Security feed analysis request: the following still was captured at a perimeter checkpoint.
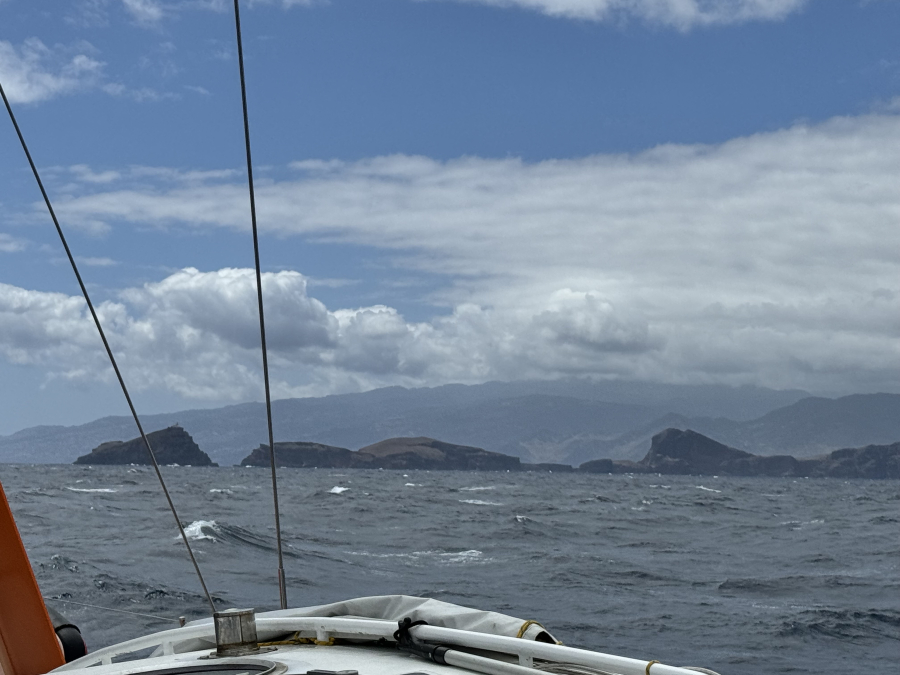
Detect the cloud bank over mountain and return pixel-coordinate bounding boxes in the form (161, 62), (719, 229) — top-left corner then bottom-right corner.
(0, 268), (656, 401)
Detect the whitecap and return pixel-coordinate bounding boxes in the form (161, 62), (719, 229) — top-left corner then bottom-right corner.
(695, 485), (722, 493)
(459, 499), (503, 506)
(329, 486), (349, 494)
(209, 488), (234, 494)
(404, 483), (420, 487)
(182, 520), (218, 541)
(515, 515), (531, 523)
(460, 486), (496, 491)
(349, 549), (486, 564)
(66, 487), (117, 493)
(780, 519), (825, 528)
(440, 550), (484, 563)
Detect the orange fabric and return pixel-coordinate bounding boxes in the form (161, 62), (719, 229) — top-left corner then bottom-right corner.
(0, 481), (65, 675)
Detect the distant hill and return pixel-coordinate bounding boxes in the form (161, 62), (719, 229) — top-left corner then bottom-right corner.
(7, 382), (897, 467)
(592, 393), (900, 461)
(0, 379), (807, 465)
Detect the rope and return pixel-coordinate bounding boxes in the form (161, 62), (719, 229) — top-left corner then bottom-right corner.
(0, 78), (216, 618)
(517, 619), (562, 644)
(258, 632), (335, 647)
(232, 0), (288, 611)
(516, 620), (546, 639)
(43, 597), (182, 624)
(645, 660), (660, 675)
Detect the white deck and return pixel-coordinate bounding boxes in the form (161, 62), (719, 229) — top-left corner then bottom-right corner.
(51, 615), (715, 675)
(54, 643), (475, 675)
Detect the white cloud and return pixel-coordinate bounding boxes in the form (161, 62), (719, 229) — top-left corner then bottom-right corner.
(70, 165), (122, 184)
(417, 0), (809, 29)
(76, 256), (119, 266)
(0, 268), (659, 400)
(0, 39), (104, 104)
(0, 37), (178, 106)
(122, 0), (165, 25)
(0, 233), (27, 253)
(7, 111), (900, 395)
(184, 84), (211, 96)
(235, 0), (808, 29)
(101, 82), (178, 101)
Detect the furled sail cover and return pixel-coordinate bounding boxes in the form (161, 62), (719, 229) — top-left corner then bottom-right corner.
(261, 595), (558, 642)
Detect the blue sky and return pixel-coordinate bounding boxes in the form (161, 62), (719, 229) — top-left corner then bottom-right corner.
(1, 0), (899, 435)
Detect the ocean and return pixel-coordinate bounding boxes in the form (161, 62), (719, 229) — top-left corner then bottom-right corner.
(2, 464), (897, 675)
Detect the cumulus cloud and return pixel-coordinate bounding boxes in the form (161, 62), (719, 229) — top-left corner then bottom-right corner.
(0, 39), (104, 104)
(0, 268), (657, 400)
(417, 0), (809, 29)
(7, 111), (900, 395)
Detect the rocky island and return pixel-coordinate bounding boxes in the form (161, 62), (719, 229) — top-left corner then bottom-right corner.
(240, 441), (358, 468)
(240, 436), (521, 471)
(73, 425), (898, 477)
(579, 428), (900, 479)
(74, 426), (216, 466)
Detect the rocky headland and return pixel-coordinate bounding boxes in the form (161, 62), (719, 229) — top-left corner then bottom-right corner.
(240, 436), (521, 471)
(73, 426), (216, 466)
(579, 428), (900, 479)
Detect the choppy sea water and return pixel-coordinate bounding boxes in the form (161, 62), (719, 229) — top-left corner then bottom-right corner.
(2, 464), (898, 675)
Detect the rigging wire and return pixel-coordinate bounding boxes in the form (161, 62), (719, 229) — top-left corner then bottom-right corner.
(232, 0), (288, 609)
(0, 80), (217, 618)
(43, 597), (184, 625)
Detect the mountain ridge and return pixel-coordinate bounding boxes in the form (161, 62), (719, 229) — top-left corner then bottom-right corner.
(2, 380), (896, 466)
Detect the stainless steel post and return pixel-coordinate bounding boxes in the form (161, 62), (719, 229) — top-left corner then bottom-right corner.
(214, 608), (260, 657)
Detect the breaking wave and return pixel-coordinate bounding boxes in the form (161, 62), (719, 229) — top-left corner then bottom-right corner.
(66, 487), (118, 493)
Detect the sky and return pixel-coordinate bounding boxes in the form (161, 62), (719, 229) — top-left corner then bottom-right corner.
(0, 0), (898, 434)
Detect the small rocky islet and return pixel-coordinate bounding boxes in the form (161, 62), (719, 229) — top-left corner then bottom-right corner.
(73, 425), (899, 479)
(74, 425), (216, 466)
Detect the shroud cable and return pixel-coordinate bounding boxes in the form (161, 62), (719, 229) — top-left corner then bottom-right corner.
(0, 79), (217, 617)
(232, 0), (288, 609)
